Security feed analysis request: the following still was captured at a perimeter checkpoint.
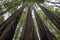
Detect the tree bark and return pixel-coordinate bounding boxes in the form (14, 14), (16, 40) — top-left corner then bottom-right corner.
(20, 6), (38, 40)
(33, 8), (56, 40)
(33, 27), (39, 40)
(38, 4), (60, 31)
(0, 5), (25, 40)
(0, 4), (20, 16)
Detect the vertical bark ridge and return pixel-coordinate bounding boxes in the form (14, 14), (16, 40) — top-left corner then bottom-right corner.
(20, 6), (38, 40)
(0, 5), (25, 36)
(0, 5), (25, 40)
(33, 8), (56, 40)
(38, 4), (60, 31)
(33, 27), (39, 40)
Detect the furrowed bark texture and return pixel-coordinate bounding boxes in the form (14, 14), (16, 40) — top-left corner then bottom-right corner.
(34, 8), (56, 40)
(38, 4), (60, 31)
(20, 6), (38, 40)
(33, 27), (39, 40)
(0, 5), (25, 36)
(0, 5), (25, 40)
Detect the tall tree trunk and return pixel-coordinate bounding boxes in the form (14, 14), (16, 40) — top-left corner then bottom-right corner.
(33, 27), (39, 40)
(33, 8), (56, 40)
(0, 5), (25, 36)
(0, 5), (25, 40)
(38, 4), (60, 31)
(20, 6), (38, 40)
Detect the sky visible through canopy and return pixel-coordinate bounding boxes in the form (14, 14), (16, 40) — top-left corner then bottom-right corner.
(0, 0), (60, 40)
(3, 0), (60, 20)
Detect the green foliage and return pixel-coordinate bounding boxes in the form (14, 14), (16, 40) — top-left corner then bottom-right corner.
(22, 0), (44, 3)
(0, 0), (60, 40)
(43, 3), (60, 17)
(37, 4), (60, 40)
(53, 9), (60, 17)
(20, 11), (26, 26)
(13, 11), (26, 40)
(0, 16), (4, 24)
(4, 2), (17, 9)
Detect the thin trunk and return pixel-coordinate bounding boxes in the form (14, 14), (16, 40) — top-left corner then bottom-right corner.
(46, 1), (60, 4)
(38, 4), (60, 31)
(33, 8), (56, 40)
(54, 5), (60, 8)
(50, 2), (60, 4)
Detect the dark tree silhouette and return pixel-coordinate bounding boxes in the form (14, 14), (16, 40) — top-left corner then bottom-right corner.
(0, 5), (25, 35)
(38, 4), (60, 31)
(0, 5), (25, 40)
(33, 8), (56, 40)
(0, 1), (60, 40)
(20, 6), (38, 40)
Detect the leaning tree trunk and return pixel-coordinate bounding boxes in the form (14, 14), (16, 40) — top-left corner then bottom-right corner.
(20, 6), (38, 40)
(0, 5), (25, 40)
(0, 4), (25, 36)
(33, 8), (56, 40)
(38, 4), (60, 31)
